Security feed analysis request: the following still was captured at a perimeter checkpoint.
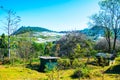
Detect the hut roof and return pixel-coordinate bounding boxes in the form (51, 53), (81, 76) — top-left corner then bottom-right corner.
(96, 53), (113, 58)
(39, 56), (59, 59)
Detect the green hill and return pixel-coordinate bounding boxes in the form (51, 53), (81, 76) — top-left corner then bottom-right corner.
(13, 26), (54, 35)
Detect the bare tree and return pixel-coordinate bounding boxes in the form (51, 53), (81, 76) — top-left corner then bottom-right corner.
(90, 0), (120, 52)
(91, 12), (112, 52)
(0, 7), (21, 59)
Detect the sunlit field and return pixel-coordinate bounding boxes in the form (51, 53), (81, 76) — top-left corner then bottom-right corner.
(0, 57), (120, 80)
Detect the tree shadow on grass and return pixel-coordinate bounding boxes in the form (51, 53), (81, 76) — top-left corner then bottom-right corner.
(87, 61), (100, 66)
(26, 63), (40, 72)
(105, 64), (120, 74)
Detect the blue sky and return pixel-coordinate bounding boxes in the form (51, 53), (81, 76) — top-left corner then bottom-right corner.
(0, 0), (100, 33)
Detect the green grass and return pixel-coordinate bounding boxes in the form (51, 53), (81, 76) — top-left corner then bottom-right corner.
(0, 57), (120, 80)
(0, 65), (47, 80)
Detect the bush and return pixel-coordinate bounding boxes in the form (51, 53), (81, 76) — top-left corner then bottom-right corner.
(96, 56), (109, 66)
(13, 58), (23, 64)
(72, 66), (90, 79)
(117, 52), (120, 57)
(2, 57), (11, 64)
(72, 59), (81, 68)
(93, 71), (102, 77)
(57, 58), (70, 69)
(80, 67), (90, 78)
(90, 50), (98, 56)
(72, 69), (82, 78)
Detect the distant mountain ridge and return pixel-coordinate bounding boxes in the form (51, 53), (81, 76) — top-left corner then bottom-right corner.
(13, 26), (54, 35)
(80, 26), (104, 36)
(13, 26), (105, 41)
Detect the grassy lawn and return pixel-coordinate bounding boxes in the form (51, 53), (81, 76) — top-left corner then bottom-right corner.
(0, 65), (47, 80)
(0, 57), (120, 80)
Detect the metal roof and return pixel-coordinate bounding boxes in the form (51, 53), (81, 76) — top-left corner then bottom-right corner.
(39, 56), (59, 59)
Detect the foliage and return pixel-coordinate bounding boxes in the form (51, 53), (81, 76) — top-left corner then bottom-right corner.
(0, 34), (7, 48)
(72, 44), (82, 59)
(44, 42), (53, 55)
(72, 69), (82, 78)
(32, 42), (45, 56)
(95, 38), (120, 52)
(90, 49), (98, 57)
(2, 57), (11, 64)
(15, 34), (33, 66)
(56, 32), (94, 58)
(0, 7), (21, 59)
(52, 44), (60, 57)
(72, 64), (90, 79)
(17, 38), (32, 59)
(90, 0), (120, 52)
(57, 58), (71, 69)
(95, 54), (110, 66)
(95, 38), (109, 52)
(0, 34), (8, 59)
(71, 58), (81, 68)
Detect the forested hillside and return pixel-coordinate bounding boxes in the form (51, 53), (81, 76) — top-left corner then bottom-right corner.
(13, 26), (54, 35)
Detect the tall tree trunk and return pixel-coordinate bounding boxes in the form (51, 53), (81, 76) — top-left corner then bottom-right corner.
(113, 34), (117, 51)
(0, 8), (20, 59)
(107, 31), (111, 52)
(105, 28), (111, 52)
(113, 19), (119, 52)
(8, 36), (10, 59)
(8, 11), (10, 59)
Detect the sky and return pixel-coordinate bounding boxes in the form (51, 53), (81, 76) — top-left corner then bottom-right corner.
(0, 0), (100, 34)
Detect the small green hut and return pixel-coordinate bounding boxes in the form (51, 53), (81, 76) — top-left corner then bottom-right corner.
(96, 53), (115, 66)
(39, 56), (59, 72)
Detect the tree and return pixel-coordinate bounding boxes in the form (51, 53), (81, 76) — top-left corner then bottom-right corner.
(90, 0), (120, 52)
(95, 38), (120, 52)
(0, 33), (7, 60)
(44, 42), (53, 55)
(95, 38), (109, 52)
(73, 43), (82, 59)
(54, 44), (60, 57)
(17, 36), (32, 65)
(0, 33), (7, 48)
(56, 32), (92, 58)
(32, 42), (45, 57)
(91, 11), (112, 52)
(0, 7), (21, 59)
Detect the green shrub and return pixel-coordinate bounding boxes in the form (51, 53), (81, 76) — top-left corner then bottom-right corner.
(57, 58), (70, 69)
(72, 66), (90, 79)
(72, 69), (82, 78)
(96, 56), (109, 66)
(117, 52), (120, 57)
(72, 59), (81, 68)
(3, 57), (11, 64)
(93, 71), (102, 77)
(80, 67), (90, 78)
(90, 50), (98, 56)
(13, 58), (23, 64)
